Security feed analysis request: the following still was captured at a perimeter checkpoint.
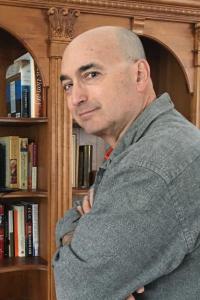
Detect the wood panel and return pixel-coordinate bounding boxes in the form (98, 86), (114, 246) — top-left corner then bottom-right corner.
(144, 19), (194, 93)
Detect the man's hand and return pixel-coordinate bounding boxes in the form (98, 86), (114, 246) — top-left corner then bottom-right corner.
(76, 189), (145, 300)
(76, 188), (94, 216)
(126, 287), (145, 300)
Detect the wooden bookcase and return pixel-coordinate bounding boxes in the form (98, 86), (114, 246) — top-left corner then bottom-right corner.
(0, 1), (200, 300)
(0, 27), (48, 300)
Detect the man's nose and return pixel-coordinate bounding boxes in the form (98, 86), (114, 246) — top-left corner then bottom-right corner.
(71, 82), (88, 106)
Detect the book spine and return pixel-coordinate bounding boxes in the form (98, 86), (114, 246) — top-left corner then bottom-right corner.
(32, 142), (37, 190)
(4, 205), (9, 257)
(9, 81), (17, 116)
(6, 81), (11, 117)
(32, 203), (39, 256)
(21, 85), (30, 117)
(0, 204), (4, 259)
(28, 141), (33, 190)
(16, 206), (25, 257)
(78, 145), (84, 188)
(83, 145), (93, 188)
(34, 66), (43, 117)
(19, 138), (28, 190)
(0, 144), (6, 188)
(0, 138), (9, 188)
(9, 136), (20, 189)
(24, 204), (33, 256)
(8, 208), (14, 257)
(13, 206), (18, 257)
(15, 79), (22, 118)
(72, 134), (77, 188)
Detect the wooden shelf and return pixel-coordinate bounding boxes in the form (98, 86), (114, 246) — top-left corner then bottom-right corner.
(0, 190), (47, 199)
(0, 257), (48, 273)
(0, 117), (48, 126)
(72, 188), (89, 196)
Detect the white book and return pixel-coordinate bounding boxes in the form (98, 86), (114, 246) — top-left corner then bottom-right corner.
(8, 209), (14, 257)
(32, 166), (37, 190)
(14, 52), (36, 117)
(32, 203), (39, 256)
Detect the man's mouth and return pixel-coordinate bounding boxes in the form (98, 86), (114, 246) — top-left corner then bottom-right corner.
(78, 108), (99, 119)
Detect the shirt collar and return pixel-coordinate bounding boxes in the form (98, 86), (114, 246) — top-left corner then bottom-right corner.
(108, 92), (174, 161)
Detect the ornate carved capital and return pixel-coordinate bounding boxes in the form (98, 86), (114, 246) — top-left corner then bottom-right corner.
(48, 7), (80, 42)
(131, 17), (145, 35)
(194, 23), (200, 67)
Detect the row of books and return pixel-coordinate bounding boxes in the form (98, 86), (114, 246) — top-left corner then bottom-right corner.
(0, 136), (37, 190)
(72, 134), (94, 188)
(0, 202), (39, 258)
(6, 52), (44, 118)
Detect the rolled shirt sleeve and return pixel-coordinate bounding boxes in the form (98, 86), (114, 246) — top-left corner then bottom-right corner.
(53, 165), (188, 299)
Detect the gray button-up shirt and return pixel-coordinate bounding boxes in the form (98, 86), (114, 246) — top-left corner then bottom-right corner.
(53, 93), (200, 300)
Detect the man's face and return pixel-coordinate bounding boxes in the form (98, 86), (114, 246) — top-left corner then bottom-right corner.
(61, 33), (143, 143)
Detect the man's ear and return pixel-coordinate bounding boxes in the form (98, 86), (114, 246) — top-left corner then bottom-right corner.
(135, 59), (150, 91)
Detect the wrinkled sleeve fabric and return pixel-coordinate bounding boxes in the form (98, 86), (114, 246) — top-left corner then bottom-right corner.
(55, 208), (80, 247)
(53, 164), (188, 300)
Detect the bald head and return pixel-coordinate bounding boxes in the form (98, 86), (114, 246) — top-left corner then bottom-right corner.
(67, 26), (146, 63)
(61, 26), (156, 145)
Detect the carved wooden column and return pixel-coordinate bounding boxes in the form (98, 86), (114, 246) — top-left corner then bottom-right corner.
(47, 7), (79, 300)
(192, 23), (200, 127)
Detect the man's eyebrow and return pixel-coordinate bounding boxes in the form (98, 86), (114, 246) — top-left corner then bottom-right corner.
(79, 63), (101, 73)
(60, 63), (102, 82)
(60, 74), (71, 82)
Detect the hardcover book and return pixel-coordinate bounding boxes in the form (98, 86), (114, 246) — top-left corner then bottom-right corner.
(0, 204), (4, 259)
(0, 136), (20, 189)
(0, 144), (6, 188)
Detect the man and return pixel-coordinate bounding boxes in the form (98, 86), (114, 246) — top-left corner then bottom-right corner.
(53, 26), (200, 299)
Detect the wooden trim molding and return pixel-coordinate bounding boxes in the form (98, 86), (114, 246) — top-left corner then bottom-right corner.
(1, 1), (200, 22)
(192, 23), (200, 128)
(194, 23), (200, 67)
(131, 17), (146, 35)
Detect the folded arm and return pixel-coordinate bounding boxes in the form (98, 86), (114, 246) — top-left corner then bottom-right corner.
(53, 165), (187, 299)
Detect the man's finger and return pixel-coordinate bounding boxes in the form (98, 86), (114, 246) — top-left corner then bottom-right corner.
(136, 287), (144, 293)
(89, 188), (94, 206)
(82, 195), (92, 214)
(126, 295), (135, 300)
(76, 205), (84, 216)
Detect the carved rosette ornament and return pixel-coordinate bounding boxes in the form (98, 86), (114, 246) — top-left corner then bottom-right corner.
(48, 7), (80, 43)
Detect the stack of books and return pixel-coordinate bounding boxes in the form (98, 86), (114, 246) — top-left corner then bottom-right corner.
(5, 52), (44, 118)
(0, 202), (39, 258)
(72, 134), (94, 188)
(0, 136), (38, 191)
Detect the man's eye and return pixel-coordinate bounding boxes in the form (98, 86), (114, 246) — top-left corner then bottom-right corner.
(63, 83), (73, 93)
(84, 71), (100, 79)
